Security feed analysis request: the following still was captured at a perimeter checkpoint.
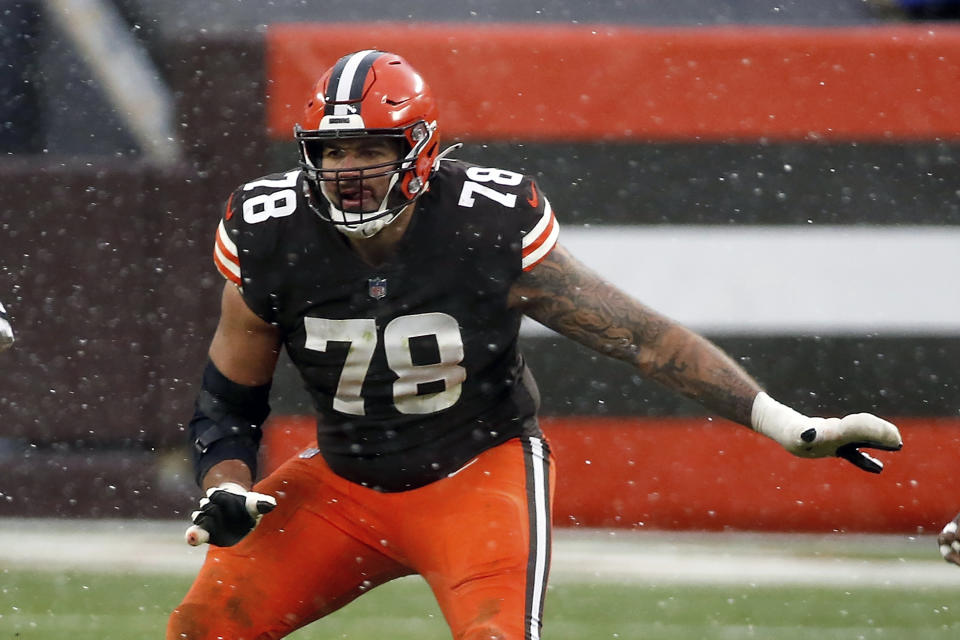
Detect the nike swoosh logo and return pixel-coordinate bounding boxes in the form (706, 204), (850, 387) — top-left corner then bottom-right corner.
(224, 192), (235, 221)
(527, 182), (539, 208)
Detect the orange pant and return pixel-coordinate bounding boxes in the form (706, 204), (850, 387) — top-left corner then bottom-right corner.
(167, 436), (555, 640)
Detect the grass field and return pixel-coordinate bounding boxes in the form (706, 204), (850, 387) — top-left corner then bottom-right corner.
(2, 521), (959, 639)
(3, 570), (959, 639)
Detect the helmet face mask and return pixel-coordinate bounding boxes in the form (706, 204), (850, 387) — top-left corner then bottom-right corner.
(294, 50), (441, 239)
(301, 133), (405, 212)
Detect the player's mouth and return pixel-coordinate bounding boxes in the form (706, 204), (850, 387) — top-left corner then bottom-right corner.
(337, 186), (376, 212)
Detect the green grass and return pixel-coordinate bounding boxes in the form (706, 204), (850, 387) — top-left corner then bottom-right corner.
(2, 569), (958, 639)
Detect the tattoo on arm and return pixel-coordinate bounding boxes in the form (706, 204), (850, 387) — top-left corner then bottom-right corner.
(510, 245), (760, 425)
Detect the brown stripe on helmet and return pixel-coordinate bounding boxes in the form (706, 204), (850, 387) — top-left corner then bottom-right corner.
(323, 50), (384, 117)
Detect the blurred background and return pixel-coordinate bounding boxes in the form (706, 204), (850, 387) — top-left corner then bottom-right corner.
(1, 0), (959, 537)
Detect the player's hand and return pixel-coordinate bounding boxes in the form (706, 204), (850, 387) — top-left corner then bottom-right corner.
(751, 392), (902, 473)
(938, 514), (960, 566)
(0, 321), (12, 351)
(786, 413), (903, 473)
(0, 304), (13, 352)
(184, 482), (277, 547)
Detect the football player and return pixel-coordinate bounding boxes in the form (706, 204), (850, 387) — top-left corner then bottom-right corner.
(168, 50), (903, 640)
(0, 300), (13, 352)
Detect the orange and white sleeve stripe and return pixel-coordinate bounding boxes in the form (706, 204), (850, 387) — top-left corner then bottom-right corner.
(213, 219), (242, 286)
(521, 197), (559, 271)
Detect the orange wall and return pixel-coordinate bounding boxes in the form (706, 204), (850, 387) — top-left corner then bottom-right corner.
(261, 416), (958, 533)
(261, 23), (960, 533)
(267, 23), (960, 142)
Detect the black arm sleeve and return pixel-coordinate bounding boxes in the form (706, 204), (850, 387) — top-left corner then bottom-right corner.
(189, 361), (272, 485)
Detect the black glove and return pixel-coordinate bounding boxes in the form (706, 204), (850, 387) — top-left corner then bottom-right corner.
(185, 482), (277, 547)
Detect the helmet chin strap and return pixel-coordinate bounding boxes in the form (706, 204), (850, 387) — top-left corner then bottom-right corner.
(321, 170), (404, 239)
(324, 200), (401, 239)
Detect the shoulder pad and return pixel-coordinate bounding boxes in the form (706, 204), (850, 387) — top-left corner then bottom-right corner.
(213, 169), (303, 287)
(518, 176), (558, 271)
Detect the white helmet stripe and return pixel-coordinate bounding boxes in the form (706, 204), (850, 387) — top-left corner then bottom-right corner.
(330, 50), (380, 116)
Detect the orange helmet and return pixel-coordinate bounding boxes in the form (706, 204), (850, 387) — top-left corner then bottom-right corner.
(295, 50), (441, 237)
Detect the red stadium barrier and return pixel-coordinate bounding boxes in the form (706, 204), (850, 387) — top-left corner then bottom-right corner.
(266, 23), (960, 142)
(258, 23), (960, 534)
(261, 416), (958, 533)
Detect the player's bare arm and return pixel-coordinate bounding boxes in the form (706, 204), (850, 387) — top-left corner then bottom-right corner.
(182, 284), (282, 546)
(201, 284), (283, 489)
(201, 284), (282, 490)
(209, 283), (283, 389)
(508, 242), (902, 472)
(508, 243), (759, 425)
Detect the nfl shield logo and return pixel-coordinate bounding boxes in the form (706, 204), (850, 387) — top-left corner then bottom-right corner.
(368, 277), (388, 300)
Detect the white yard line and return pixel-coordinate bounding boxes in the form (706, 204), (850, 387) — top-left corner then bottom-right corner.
(1, 519), (957, 588)
(555, 547), (955, 588)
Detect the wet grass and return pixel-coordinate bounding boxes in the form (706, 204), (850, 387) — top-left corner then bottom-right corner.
(2, 569), (958, 639)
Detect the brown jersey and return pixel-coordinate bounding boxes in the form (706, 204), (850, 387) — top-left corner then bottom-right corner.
(212, 159), (560, 490)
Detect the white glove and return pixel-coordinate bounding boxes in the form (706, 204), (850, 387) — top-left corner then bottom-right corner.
(938, 517), (960, 566)
(0, 301), (13, 352)
(751, 392), (902, 473)
(185, 482), (277, 547)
